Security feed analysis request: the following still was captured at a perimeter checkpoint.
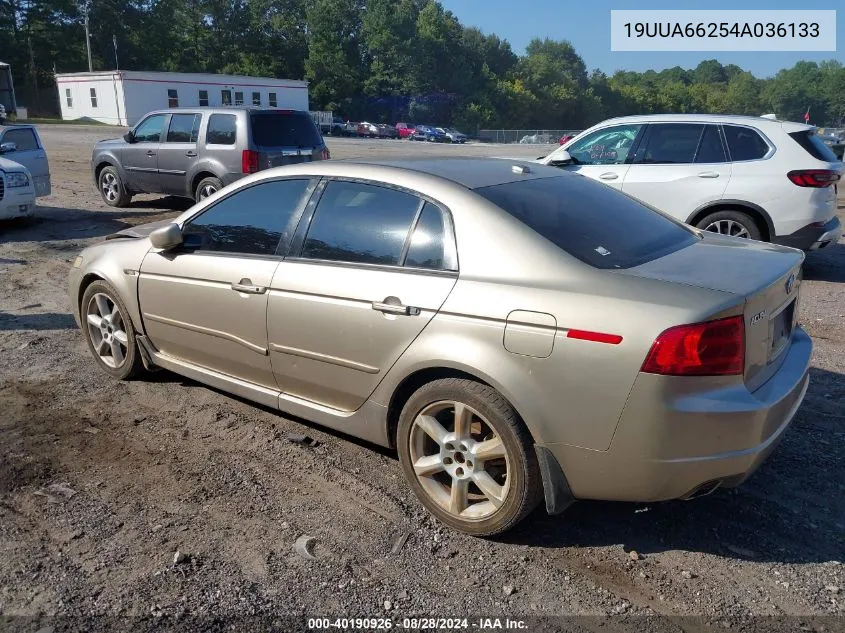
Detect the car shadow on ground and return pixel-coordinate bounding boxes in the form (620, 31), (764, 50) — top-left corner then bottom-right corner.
(803, 243), (845, 283)
(127, 196), (194, 212)
(0, 311), (76, 330)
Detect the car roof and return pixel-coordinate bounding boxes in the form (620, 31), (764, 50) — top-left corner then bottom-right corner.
(596, 113), (813, 133)
(0, 123), (37, 132)
(328, 157), (562, 189)
(143, 107), (309, 116)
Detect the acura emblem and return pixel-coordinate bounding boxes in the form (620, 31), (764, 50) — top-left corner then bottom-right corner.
(785, 273), (796, 295)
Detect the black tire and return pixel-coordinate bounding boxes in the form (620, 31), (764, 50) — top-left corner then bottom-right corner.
(98, 165), (132, 207)
(80, 280), (144, 380)
(397, 378), (543, 536)
(195, 176), (224, 202)
(696, 209), (762, 241)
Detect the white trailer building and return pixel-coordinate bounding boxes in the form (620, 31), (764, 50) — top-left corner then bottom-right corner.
(55, 70), (309, 126)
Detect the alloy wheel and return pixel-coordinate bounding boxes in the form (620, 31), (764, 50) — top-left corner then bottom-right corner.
(704, 219), (750, 238)
(199, 184), (217, 199)
(408, 400), (510, 520)
(101, 172), (120, 203)
(85, 293), (129, 368)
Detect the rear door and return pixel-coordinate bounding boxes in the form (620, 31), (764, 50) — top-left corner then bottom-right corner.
(546, 123), (644, 189)
(248, 110), (326, 168)
(158, 112), (202, 196)
(267, 180), (458, 412)
(122, 113), (167, 193)
(0, 127), (51, 196)
(622, 123), (731, 222)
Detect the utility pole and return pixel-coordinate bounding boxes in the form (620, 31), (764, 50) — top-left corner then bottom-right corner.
(78, 0), (93, 72)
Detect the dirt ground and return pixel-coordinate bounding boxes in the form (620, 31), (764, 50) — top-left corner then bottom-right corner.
(0, 125), (843, 632)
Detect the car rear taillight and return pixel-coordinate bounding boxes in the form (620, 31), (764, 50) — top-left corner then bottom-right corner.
(641, 316), (745, 376)
(320, 147), (330, 160)
(787, 169), (841, 187)
(242, 149), (259, 174)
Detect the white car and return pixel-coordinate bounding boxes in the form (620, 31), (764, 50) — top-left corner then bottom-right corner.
(539, 114), (843, 250)
(0, 124), (51, 197)
(0, 156), (36, 220)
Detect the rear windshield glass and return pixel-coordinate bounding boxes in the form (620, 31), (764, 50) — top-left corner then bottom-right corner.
(789, 130), (839, 162)
(249, 112), (322, 148)
(475, 175), (698, 269)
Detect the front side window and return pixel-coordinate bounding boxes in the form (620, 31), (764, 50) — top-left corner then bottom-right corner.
(182, 179), (312, 256)
(133, 114), (167, 143)
(90, 88), (98, 108)
(234, 91), (244, 106)
(166, 113), (201, 143)
(633, 124), (705, 164)
(476, 174), (697, 270)
(221, 89), (232, 106)
(252, 92), (261, 106)
(268, 92), (278, 107)
(167, 89), (179, 108)
(300, 181), (420, 266)
(65, 88), (73, 108)
(560, 124), (642, 165)
(206, 114), (237, 145)
(405, 203), (452, 270)
(2, 128), (39, 151)
(198, 89), (209, 107)
(723, 125), (770, 161)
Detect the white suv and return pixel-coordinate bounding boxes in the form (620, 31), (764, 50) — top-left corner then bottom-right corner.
(540, 114), (842, 250)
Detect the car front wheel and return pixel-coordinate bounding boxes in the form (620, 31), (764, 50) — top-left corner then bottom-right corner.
(81, 280), (144, 380)
(397, 378), (543, 536)
(98, 166), (132, 207)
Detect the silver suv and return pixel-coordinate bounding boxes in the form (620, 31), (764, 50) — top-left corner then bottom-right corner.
(91, 107), (330, 206)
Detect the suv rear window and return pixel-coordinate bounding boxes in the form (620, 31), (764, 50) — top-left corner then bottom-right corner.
(249, 112), (322, 148)
(788, 130), (839, 162)
(475, 175), (697, 269)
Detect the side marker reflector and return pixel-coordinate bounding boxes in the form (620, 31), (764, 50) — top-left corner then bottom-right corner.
(566, 329), (623, 345)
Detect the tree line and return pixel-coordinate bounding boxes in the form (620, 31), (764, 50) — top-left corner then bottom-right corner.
(2, 0), (844, 130)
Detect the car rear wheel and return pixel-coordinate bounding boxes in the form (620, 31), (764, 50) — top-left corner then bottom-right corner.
(696, 210), (762, 241)
(397, 378), (542, 536)
(98, 166), (131, 207)
(195, 176), (223, 202)
(81, 280), (143, 380)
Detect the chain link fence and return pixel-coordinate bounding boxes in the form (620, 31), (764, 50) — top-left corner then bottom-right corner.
(477, 129), (583, 144)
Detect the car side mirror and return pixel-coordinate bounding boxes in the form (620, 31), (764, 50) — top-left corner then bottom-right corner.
(547, 150), (573, 167)
(0, 142), (17, 154)
(149, 223), (183, 250)
(123, 131), (136, 144)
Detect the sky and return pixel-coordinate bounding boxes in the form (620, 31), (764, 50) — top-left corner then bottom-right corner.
(438, 0), (843, 78)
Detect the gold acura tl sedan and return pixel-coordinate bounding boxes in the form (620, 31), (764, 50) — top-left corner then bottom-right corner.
(69, 158), (811, 536)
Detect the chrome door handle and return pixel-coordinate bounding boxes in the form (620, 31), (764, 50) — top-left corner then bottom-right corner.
(372, 301), (420, 316)
(697, 171), (719, 178)
(598, 172), (618, 180)
(231, 278), (266, 294)
(185, 151), (197, 157)
(146, 150), (156, 157)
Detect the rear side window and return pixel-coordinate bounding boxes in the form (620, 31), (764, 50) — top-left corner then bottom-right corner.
(182, 179), (311, 256)
(475, 175), (697, 270)
(300, 181), (420, 265)
(723, 125), (770, 161)
(206, 114), (237, 145)
(249, 112), (322, 148)
(2, 128), (39, 151)
(788, 130), (838, 162)
(166, 113), (201, 143)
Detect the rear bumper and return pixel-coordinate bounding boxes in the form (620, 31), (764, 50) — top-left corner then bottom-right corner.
(543, 327), (811, 504)
(773, 216), (842, 251)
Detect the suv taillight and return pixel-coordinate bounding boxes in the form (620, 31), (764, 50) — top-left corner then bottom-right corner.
(242, 149), (260, 174)
(787, 169), (840, 187)
(641, 316), (745, 376)
(320, 147), (330, 160)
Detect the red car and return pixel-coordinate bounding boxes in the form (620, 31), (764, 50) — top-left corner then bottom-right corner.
(396, 122), (415, 139)
(559, 134), (575, 145)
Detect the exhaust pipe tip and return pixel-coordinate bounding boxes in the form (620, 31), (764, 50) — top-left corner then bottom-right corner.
(682, 479), (722, 501)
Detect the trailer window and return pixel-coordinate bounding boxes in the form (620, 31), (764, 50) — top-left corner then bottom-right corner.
(167, 89), (179, 108)
(269, 93), (277, 107)
(65, 88), (73, 108)
(252, 92), (261, 106)
(90, 88), (98, 108)
(221, 90), (232, 106)
(235, 91), (244, 106)
(199, 90), (209, 107)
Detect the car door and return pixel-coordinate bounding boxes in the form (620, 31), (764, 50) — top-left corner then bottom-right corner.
(122, 113), (168, 193)
(544, 123), (644, 189)
(138, 177), (316, 389)
(158, 112), (202, 196)
(0, 127), (50, 196)
(622, 123), (731, 222)
(267, 180), (458, 412)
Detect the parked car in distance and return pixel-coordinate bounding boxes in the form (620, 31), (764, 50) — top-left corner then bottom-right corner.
(412, 125), (447, 142)
(540, 114), (843, 251)
(0, 124), (51, 197)
(357, 122), (379, 138)
(377, 124), (399, 139)
(817, 132), (845, 160)
(91, 107), (329, 206)
(441, 128), (467, 144)
(70, 157), (811, 536)
(0, 155), (35, 220)
(396, 123), (416, 139)
(559, 134), (575, 145)
(344, 121), (358, 136)
(330, 116), (347, 136)
(520, 133), (554, 144)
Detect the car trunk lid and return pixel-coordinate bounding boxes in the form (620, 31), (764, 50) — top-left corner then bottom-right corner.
(620, 234), (804, 390)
